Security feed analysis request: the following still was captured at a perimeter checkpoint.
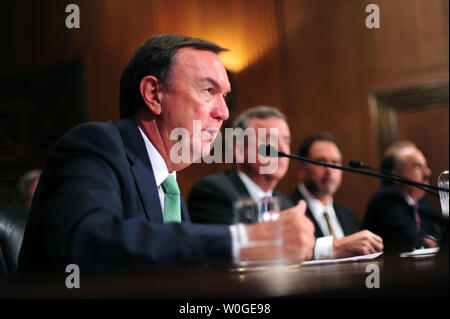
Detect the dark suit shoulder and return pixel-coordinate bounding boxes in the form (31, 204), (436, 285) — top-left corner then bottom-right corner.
(363, 185), (425, 251)
(188, 170), (244, 225)
(333, 202), (360, 235)
(54, 121), (123, 155)
(288, 188), (303, 205)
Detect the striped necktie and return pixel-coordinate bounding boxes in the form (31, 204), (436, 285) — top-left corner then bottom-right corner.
(323, 211), (336, 239)
(413, 202), (421, 230)
(162, 175), (181, 223)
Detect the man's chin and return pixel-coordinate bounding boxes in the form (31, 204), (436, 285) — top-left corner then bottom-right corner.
(321, 185), (338, 196)
(200, 144), (212, 158)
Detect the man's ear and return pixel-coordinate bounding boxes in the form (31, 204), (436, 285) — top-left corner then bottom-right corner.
(139, 76), (163, 115)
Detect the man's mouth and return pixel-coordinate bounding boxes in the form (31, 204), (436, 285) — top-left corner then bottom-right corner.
(202, 129), (217, 142)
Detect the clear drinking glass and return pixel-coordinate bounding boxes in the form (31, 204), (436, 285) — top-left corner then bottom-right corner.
(438, 170), (449, 217)
(233, 197), (283, 271)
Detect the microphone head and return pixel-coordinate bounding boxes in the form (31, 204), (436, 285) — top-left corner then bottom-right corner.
(349, 159), (365, 168)
(258, 144), (279, 157)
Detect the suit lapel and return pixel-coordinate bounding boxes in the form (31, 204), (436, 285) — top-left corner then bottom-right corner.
(293, 188), (324, 238)
(333, 203), (349, 236)
(273, 189), (294, 210)
(116, 119), (164, 223)
(180, 194), (190, 223)
(228, 169), (251, 199)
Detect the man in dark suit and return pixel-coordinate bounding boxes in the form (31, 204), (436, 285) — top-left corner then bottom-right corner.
(189, 106), (294, 225)
(363, 141), (442, 253)
(17, 35), (314, 278)
(289, 133), (383, 259)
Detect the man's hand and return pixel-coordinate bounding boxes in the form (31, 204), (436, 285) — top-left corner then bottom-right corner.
(423, 236), (438, 248)
(280, 200), (315, 263)
(333, 230), (383, 258)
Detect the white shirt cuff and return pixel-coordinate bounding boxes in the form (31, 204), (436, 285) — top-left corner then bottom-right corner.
(229, 224), (249, 264)
(314, 236), (334, 260)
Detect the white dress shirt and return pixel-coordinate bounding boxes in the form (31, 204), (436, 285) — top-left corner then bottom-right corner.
(138, 128), (175, 215)
(298, 184), (345, 259)
(236, 170), (274, 201)
(138, 128), (245, 261)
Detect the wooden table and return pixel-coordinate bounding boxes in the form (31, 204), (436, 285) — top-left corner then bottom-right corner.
(2, 252), (447, 299)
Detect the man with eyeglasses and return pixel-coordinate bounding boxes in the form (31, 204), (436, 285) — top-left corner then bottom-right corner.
(289, 133), (383, 259)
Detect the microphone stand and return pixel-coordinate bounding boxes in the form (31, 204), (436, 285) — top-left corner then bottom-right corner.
(349, 160), (440, 198)
(261, 145), (449, 249)
(260, 145), (449, 193)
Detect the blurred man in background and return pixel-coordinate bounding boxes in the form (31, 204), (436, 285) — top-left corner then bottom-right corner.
(363, 141), (442, 252)
(189, 106), (295, 224)
(289, 133), (383, 259)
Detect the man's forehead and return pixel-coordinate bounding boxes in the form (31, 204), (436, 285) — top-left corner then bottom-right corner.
(172, 47), (230, 88)
(400, 147), (425, 163)
(310, 141), (341, 158)
(398, 147), (421, 158)
(174, 47), (223, 70)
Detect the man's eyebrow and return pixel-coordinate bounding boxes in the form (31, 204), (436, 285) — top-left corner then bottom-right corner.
(201, 77), (219, 87)
(201, 77), (231, 93)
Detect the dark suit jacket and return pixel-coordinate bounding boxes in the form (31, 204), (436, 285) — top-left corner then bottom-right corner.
(363, 185), (443, 252)
(188, 169), (294, 225)
(17, 118), (232, 277)
(288, 187), (360, 239)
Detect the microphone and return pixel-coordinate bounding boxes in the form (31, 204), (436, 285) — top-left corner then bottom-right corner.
(258, 144), (278, 157)
(349, 160), (381, 172)
(349, 159), (440, 197)
(258, 144), (449, 193)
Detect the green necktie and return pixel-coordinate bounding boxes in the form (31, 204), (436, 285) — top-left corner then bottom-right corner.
(162, 175), (181, 223)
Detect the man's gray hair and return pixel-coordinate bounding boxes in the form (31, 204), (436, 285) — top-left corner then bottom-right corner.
(381, 141), (417, 171)
(380, 141), (417, 184)
(232, 105), (286, 130)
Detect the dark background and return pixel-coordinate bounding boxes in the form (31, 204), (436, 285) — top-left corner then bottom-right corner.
(0, 0), (448, 219)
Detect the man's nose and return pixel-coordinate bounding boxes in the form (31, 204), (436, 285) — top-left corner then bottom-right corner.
(277, 142), (290, 154)
(424, 166), (432, 178)
(211, 96), (229, 121)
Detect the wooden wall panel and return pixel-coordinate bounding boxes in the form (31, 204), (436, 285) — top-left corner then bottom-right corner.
(270, 0), (449, 219)
(2, 0), (448, 217)
(1, 0), (280, 202)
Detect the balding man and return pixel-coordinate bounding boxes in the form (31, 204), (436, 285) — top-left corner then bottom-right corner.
(363, 141), (442, 252)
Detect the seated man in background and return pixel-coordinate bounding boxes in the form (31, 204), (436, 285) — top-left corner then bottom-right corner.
(17, 35), (314, 278)
(363, 141), (442, 253)
(188, 106), (295, 224)
(289, 133), (383, 259)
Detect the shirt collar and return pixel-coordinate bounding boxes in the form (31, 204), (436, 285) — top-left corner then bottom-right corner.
(237, 169), (273, 201)
(298, 183), (334, 212)
(138, 127), (176, 187)
(403, 193), (416, 206)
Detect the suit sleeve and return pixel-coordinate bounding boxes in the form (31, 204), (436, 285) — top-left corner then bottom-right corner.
(366, 194), (428, 251)
(19, 124), (232, 275)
